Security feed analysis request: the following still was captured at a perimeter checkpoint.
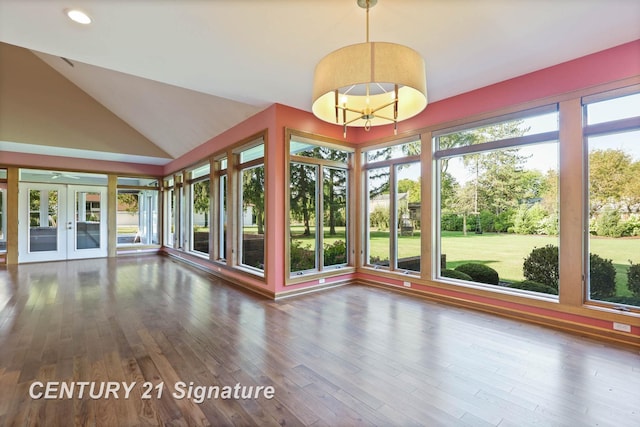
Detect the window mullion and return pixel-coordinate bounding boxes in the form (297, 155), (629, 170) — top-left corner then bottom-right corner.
(317, 165), (323, 272)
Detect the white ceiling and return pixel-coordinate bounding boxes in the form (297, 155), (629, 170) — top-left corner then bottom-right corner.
(1, 0), (639, 163)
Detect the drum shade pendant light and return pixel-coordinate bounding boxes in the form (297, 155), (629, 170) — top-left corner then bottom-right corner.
(312, 0), (427, 137)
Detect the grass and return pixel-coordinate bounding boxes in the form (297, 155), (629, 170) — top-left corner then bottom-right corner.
(290, 226), (347, 249)
(283, 224), (639, 298)
(373, 230), (638, 298)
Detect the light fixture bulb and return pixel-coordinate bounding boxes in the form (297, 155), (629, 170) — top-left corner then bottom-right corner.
(66, 9), (92, 24)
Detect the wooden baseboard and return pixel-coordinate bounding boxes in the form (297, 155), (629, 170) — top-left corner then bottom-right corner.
(162, 251), (275, 299)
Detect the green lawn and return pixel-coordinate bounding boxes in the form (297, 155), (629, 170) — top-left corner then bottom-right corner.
(287, 225), (638, 297)
(373, 230), (638, 297)
(290, 226), (346, 248)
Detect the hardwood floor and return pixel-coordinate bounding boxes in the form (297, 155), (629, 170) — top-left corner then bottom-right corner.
(0, 256), (639, 426)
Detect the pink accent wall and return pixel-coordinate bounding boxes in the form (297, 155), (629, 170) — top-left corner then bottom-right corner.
(0, 151), (164, 175)
(348, 39), (640, 143)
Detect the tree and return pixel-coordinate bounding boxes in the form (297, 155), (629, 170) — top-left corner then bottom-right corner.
(589, 149), (632, 214)
(442, 119), (531, 222)
(243, 166), (265, 235)
(397, 178), (421, 203)
(117, 192), (139, 214)
(290, 146), (349, 237)
(192, 180), (210, 228)
(324, 168), (347, 236)
(290, 163), (316, 236)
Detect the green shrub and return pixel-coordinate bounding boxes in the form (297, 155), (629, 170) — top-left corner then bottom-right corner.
(324, 240), (347, 266)
(589, 253), (616, 299)
(494, 210), (515, 233)
(290, 240), (315, 272)
(523, 245), (559, 289)
(595, 208), (621, 237)
(509, 280), (558, 295)
(454, 263), (499, 285)
(441, 269), (473, 281)
(441, 213), (464, 231)
(523, 245), (617, 298)
(628, 260), (640, 297)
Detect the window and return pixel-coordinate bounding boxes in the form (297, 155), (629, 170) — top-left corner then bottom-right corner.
(434, 107), (560, 295)
(164, 177), (175, 247)
(188, 164), (210, 256)
(237, 141), (266, 273)
(0, 169), (6, 253)
(288, 136), (351, 276)
(584, 90), (640, 309)
(116, 177), (159, 246)
(215, 157), (228, 262)
(364, 139), (421, 273)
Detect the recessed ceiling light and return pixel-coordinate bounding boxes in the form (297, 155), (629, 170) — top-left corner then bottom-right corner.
(65, 9), (92, 24)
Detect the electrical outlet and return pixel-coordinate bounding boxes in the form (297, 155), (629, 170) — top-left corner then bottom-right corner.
(319, 278), (325, 284)
(613, 322), (631, 333)
(403, 281), (411, 287)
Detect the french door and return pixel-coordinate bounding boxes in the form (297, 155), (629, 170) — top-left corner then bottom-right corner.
(18, 183), (108, 262)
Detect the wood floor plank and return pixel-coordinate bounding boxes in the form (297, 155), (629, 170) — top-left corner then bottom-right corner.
(1, 257), (639, 426)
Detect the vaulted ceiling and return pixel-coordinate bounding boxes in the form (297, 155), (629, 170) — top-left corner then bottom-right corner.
(1, 0), (639, 165)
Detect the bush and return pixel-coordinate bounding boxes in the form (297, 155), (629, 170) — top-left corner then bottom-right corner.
(441, 213), (464, 231)
(628, 260), (640, 297)
(509, 280), (558, 295)
(324, 240), (347, 266)
(441, 269), (473, 281)
(290, 240), (315, 272)
(523, 245), (559, 289)
(595, 208), (621, 237)
(454, 263), (499, 285)
(589, 253), (616, 299)
(522, 245), (617, 298)
(494, 210), (515, 233)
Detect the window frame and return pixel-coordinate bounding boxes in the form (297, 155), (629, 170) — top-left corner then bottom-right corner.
(582, 86), (640, 312)
(235, 139), (267, 276)
(432, 105), (561, 296)
(186, 163), (211, 257)
(362, 137), (422, 276)
(285, 130), (354, 283)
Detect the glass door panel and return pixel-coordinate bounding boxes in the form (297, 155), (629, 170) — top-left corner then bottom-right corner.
(67, 186), (107, 259)
(75, 191), (101, 250)
(19, 183), (67, 262)
(29, 188), (59, 252)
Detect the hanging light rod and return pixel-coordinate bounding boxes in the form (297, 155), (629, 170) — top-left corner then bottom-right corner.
(311, 0), (428, 137)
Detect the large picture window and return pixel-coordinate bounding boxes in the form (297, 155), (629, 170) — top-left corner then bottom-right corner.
(364, 140), (421, 273)
(288, 136), (351, 276)
(434, 107), (560, 295)
(584, 90), (640, 309)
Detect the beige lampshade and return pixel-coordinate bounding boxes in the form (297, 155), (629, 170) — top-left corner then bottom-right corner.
(312, 41), (427, 128)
